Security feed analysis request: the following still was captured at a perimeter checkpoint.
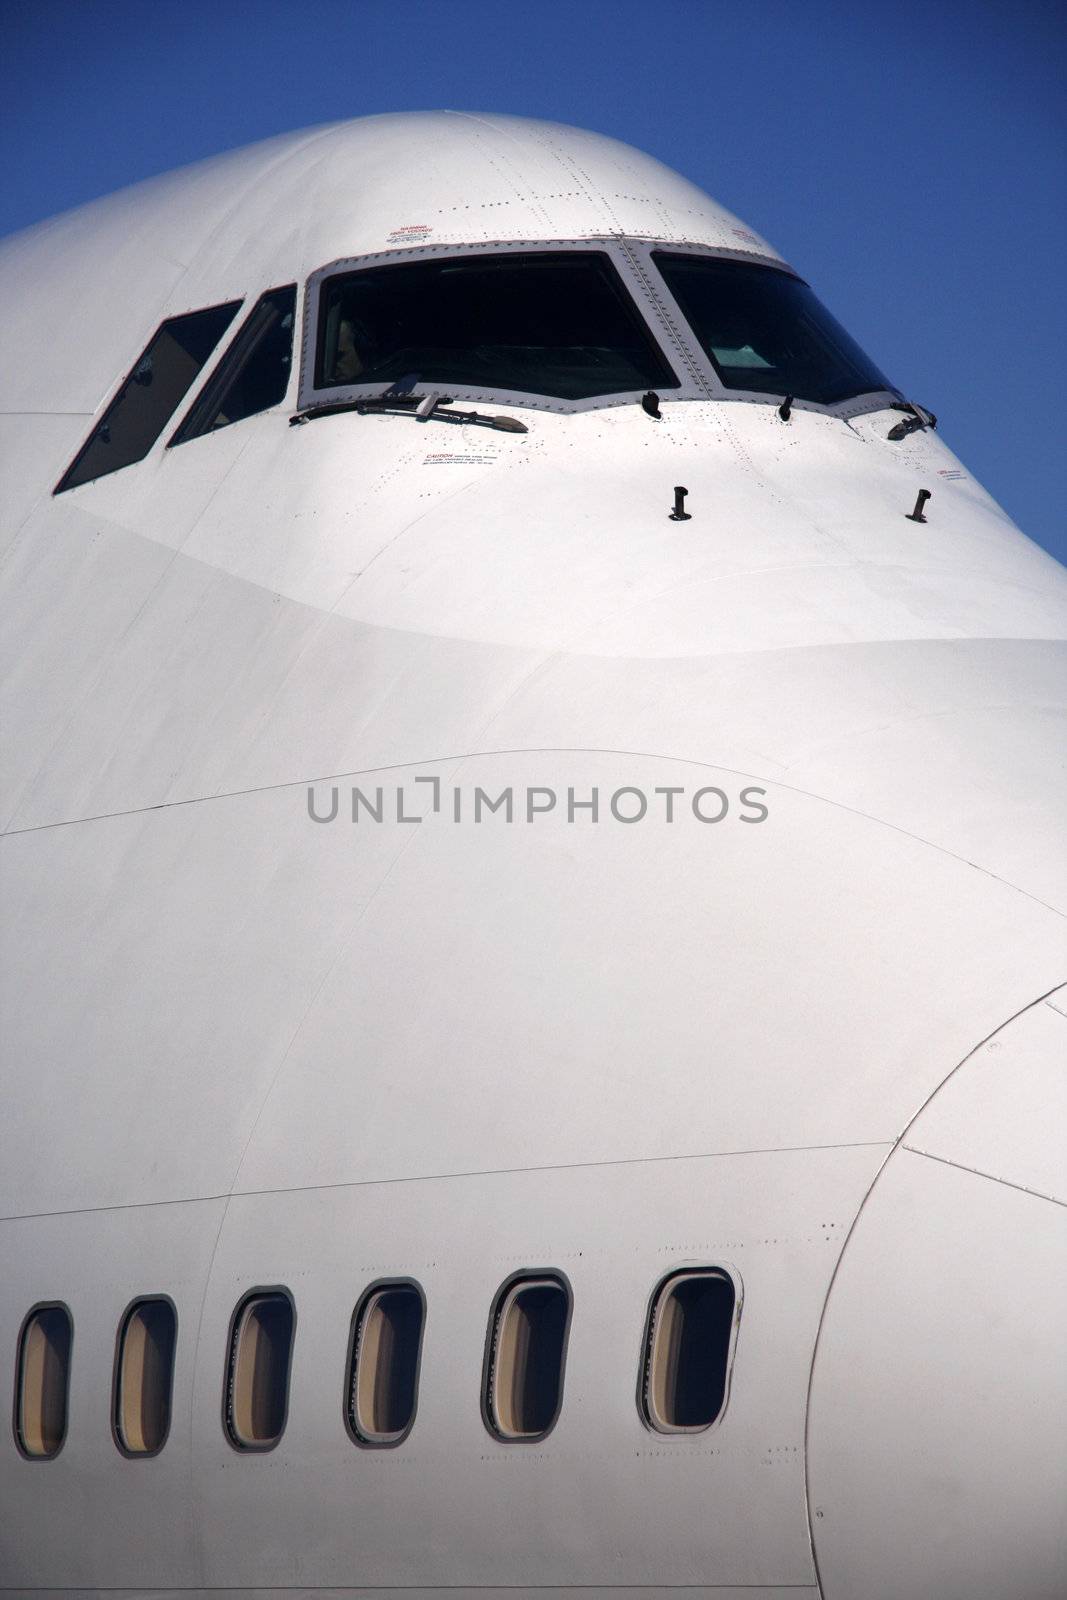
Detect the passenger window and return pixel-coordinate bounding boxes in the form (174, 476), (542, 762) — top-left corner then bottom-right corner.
(640, 1268), (736, 1433)
(346, 1281), (425, 1446)
(55, 300), (241, 492)
(15, 1304), (72, 1459)
(170, 285), (297, 444)
(224, 1291), (294, 1450)
(484, 1273), (570, 1441)
(114, 1298), (177, 1456)
(315, 252), (679, 401)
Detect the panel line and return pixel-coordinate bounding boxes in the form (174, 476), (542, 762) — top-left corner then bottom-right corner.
(0, 1141), (891, 1224)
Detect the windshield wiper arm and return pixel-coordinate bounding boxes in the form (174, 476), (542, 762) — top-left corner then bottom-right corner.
(888, 399), (938, 440)
(411, 393), (529, 431)
(290, 391), (528, 433)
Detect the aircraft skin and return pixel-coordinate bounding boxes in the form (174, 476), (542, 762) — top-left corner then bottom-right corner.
(0, 112), (1065, 1599)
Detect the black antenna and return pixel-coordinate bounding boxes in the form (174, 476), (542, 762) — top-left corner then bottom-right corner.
(669, 486), (691, 521)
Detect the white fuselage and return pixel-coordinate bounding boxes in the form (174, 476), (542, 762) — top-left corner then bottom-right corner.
(1, 113), (1065, 1599)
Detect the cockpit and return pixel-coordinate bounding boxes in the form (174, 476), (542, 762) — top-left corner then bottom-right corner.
(54, 238), (901, 494)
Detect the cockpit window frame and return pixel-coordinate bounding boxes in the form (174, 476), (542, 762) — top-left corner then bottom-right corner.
(53, 298), (243, 495)
(627, 239), (902, 422)
(50, 284), (304, 495)
(298, 239), (695, 417)
(169, 283), (298, 447)
(298, 237), (901, 424)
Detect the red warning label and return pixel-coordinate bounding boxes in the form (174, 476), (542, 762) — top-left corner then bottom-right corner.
(387, 224), (433, 245)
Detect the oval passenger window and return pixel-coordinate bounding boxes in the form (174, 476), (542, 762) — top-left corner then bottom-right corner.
(640, 1268), (737, 1433)
(16, 1304), (73, 1459)
(224, 1291), (295, 1449)
(484, 1273), (571, 1441)
(115, 1298), (177, 1455)
(347, 1282), (425, 1446)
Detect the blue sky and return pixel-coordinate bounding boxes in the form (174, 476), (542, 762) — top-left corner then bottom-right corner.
(3, 0), (1065, 562)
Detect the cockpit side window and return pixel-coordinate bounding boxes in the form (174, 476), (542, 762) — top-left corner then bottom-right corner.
(170, 285), (297, 445)
(54, 301), (241, 493)
(314, 252), (679, 401)
(651, 253), (894, 406)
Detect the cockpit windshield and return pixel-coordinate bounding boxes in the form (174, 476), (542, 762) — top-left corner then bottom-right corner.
(315, 251), (679, 401)
(652, 253), (894, 406)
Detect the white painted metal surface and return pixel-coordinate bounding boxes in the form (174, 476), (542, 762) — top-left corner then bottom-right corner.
(0, 112), (1064, 1596)
(808, 995), (1067, 1600)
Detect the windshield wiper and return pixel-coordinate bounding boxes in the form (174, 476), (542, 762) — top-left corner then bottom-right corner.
(290, 389), (528, 433)
(887, 400), (937, 440)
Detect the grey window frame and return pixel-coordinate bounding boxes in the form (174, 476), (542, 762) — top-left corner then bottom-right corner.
(637, 1265), (741, 1437)
(298, 239), (697, 417)
(481, 1268), (573, 1444)
(13, 1301), (74, 1462)
(169, 284), (298, 446)
(298, 237), (901, 424)
(631, 239), (902, 422)
(53, 299), (243, 493)
(221, 1286), (296, 1454)
(111, 1294), (178, 1459)
(344, 1277), (427, 1449)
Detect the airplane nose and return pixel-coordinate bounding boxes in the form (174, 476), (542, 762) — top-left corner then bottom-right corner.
(806, 989), (1067, 1600)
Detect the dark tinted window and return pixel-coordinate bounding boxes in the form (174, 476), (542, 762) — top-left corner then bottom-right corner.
(316, 252), (678, 400)
(484, 1274), (570, 1440)
(16, 1304), (72, 1459)
(114, 1298), (177, 1455)
(640, 1269), (736, 1433)
(55, 301), (240, 491)
(171, 285), (296, 443)
(653, 253), (893, 405)
(347, 1283), (425, 1445)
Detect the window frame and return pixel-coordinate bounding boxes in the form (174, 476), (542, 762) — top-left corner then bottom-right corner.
(636, 1265), (741, 1437)
(221, 1285), (296, 1454)
(53, 298), (244, 494)
(481, 1268), (573, 1444)
(298, 237), (901, 424)
(110, 1293), (178, 1459)
(169, 283), (298, 447)
(635, 239), (902, 422)
(298, 239), (693, 417)
(13, 1300), (74, 1462)
(343, 1277), (427, 1450)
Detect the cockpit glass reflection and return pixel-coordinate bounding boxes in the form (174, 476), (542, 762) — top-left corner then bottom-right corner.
(652, 253), (894, 406)
(315, 252), (679, 400)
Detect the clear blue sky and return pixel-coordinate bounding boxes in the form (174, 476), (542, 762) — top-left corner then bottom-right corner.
(3, 0), (1065, 563)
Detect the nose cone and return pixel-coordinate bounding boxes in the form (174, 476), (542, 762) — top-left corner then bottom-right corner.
(806, 990), (1067, 1600)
